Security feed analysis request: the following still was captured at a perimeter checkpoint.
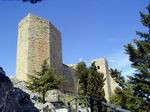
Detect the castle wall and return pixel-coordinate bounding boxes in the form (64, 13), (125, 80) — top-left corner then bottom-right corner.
(49, 23), (62, 74)
(109, 73), (118, 95)
(16, 13), (116, 97)
(62, 64), (76, 93)
(16, 15), (29, 81)
(16, 14), (63, 81)
(27, 14), (50, 77)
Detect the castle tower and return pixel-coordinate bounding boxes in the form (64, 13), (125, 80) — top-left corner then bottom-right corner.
(93, 58), (118, 101)
(16, 13), (62, 81)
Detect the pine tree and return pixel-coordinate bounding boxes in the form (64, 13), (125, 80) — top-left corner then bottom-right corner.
(110, 4), (150, 112)
(110, 85), (143, 112)
(26, 60), (63, 103)
(125, 4), (150, 111)
(87, 62), (106, 111)
(76, 61), (88, 96)
(109, 69), (144, 111)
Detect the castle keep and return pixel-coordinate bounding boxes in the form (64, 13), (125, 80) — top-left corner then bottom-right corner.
(16, 13), (117, 101)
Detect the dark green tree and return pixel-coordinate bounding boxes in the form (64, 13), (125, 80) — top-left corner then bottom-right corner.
(110, 4), (150, 112)
(110, 85), (143, 112)
(87, 62), (106, 111)
(76, 61), (88, 96)
(125, 4), (150, 111)
(26, 60), (63, 103)
(22, 0), (42, 4)
(109, 69), (143, 111)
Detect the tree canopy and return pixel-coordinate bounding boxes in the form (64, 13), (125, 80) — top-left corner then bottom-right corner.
(125, 4), (150, 111)
(22, 0), (42, 4)
(110, 4), (150, 112)
(76, 61), (106, 111)
(26, 60), (63, 103)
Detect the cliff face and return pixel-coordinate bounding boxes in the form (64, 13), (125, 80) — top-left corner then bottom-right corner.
(0, 67), (39, 112)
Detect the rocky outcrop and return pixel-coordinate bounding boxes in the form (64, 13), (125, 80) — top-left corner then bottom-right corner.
(35, 102), (55, 112)
(0, 67), (39, 112)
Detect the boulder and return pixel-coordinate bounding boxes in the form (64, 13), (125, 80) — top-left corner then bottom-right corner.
(0, 67), (70, 112)
(11, 78), (41, 103)
(46, 89), (63, 102)
(0, 67), (13, 111)
(35, 102), (55, 112)
(0, 67), (39, 112)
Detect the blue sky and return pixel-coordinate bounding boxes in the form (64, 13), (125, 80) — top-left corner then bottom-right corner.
(0, 0), (148, 77)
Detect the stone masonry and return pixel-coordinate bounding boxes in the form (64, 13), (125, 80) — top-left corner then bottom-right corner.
(16, 13), (75, 92)
(16, 13), (117, 100)
(69, 59), (118, 101)
(93, 59), (118, 101)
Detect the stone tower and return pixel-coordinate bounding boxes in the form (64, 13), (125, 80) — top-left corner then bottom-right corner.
(15, 13), (116, 96)
(16, 13), (62, 81)
(93, 58), (118, 101)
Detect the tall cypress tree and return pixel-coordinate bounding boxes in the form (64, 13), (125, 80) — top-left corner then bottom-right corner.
(87, 62), (106, 111)
(125, 4), (150, 111)
(87, 62), (105, 100)
(76, 61), (88, 96)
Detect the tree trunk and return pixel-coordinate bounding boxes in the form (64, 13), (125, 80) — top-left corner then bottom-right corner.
(42, 91), (45, 104)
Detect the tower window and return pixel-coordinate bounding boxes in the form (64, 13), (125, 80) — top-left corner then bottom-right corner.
(97, 66), (100, 69)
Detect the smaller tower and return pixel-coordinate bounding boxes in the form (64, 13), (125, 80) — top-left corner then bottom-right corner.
(93, 58), (117, 101)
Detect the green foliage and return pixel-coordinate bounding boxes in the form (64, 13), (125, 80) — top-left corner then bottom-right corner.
(87, 62), (106, 111)
(87, 62), (105, 101)
(76, 61), (106, 111)
(26, 60), (63, 103)
(76, 61), (106, 100)
(76, 61), (88, 96)
(110, 85), (145, 112)
(111, 4), (150, 112)
(124, 4), (150, 111)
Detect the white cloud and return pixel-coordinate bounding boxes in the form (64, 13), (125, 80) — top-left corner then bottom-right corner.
(78, 58), (84, 62)
(108, 52), (135, 77)
(109, 59), (116, 63)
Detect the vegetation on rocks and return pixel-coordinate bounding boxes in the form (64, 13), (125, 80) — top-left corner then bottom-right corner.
(26, 60), (64, 104)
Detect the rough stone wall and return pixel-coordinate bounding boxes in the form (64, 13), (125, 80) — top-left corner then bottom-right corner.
(16, 13), (63, 81)
(49, 23), (62, 75)
(15, 14), (116, 96)
(27, 14), (50, 78)
(109, 72), (118, 95)
(62, 64), (76, 93)
(16, 15), (29, 81)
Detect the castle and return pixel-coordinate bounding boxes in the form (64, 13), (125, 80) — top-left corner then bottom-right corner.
(16, 13), (117, 101)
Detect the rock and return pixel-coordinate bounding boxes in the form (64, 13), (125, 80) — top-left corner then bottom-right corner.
(0, 67), (39, 112)
(11, 78), (41, 103)
(46, 89), (63, 102)
(0, 67), (13, 111)
(35, 102), (55, 112)
(2, 88), (39, 112)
